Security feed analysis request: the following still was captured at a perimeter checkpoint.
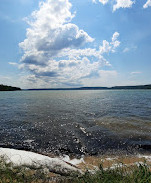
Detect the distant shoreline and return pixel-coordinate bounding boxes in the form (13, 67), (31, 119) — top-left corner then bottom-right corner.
(1, 84), (151, 91)
(26, 84), (151, 91)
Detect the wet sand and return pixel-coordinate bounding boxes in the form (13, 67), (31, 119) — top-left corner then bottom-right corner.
(76, 154), (151, 171)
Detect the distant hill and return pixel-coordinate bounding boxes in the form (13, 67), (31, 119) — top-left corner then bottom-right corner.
(111, 84), (151, 90)
(27, 84), (151, 91)
(27, 87), (109, 91)
(0, 84), (21, 91)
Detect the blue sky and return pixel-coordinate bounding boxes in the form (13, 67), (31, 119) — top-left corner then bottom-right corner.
(0, 0), (151, 89)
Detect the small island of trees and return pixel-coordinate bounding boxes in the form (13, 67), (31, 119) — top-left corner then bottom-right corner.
(0, 84), (21, 91)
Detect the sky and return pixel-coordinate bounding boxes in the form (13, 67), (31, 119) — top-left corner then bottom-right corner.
(0, 0), (151, 89)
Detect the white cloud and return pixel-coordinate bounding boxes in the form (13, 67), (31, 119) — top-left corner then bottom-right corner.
(8, 62), (18, 66)
(100, 32), (120, 53)
(123, 45), (137, 53)
(93, 0), (108, 5)
(19, 0), (93, 65)
(94, 0), (134, 12)
(99, 0), (109, 5)
(81, 70), (118, 87)
(19, 0), (120, 87)
(93, 0), (151, 11)
(0, 75), (11, 80)
(113, 0), (134, 12)
(143, 0), (151, 8)
(131, 71), (142, 75)
(92, 0), (97, 3)
(123, 48), (130, 53)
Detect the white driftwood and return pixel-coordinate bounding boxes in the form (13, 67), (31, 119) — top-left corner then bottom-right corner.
(0, 148), (83, 176)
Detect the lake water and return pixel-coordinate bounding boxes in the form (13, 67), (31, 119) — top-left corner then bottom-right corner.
(0, 90), (151, 156)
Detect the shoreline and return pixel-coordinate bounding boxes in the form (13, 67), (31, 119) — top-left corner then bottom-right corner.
(1, 142), (151, 159)
(1, 147), (151, 171)
(1, 147), (151, 182)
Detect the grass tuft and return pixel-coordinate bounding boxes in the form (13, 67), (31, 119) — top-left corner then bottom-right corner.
(68, 163), (151, 183)
(0, 157), (151, 183)
(0, 157), (50, 183)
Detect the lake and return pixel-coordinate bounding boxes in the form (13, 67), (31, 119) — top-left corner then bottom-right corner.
(0, 90), (151, 156)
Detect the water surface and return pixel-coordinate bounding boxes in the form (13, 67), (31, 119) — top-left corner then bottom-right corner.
(0, 90), (151, 156)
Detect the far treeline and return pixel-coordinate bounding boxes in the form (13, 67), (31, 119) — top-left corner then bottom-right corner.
(0, 84), (21, 91)
(28, 84), (151, 91)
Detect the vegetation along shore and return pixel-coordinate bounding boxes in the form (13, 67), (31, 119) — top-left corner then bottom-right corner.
(0, 84), (21, 91)
(1, 148), (151, 182)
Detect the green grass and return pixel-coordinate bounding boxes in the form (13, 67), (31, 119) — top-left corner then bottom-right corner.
(0, 158), (51, 183)
(1, 158), (151, 183)
(69, 163), (151, 183)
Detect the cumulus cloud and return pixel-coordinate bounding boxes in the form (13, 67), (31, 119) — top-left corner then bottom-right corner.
(143, 0), (151, 8)
(19, 0), (120, 87)
(19, 0), (93, 65)
(99, 32), (120, 53)
(81, 70), (118, 87)
(113, 0), (134, 12)
(93, 0), (151, 11)
(94, 0), (134, 11)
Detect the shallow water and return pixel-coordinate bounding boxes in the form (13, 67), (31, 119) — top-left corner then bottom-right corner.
(0, 90), (151, 156)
